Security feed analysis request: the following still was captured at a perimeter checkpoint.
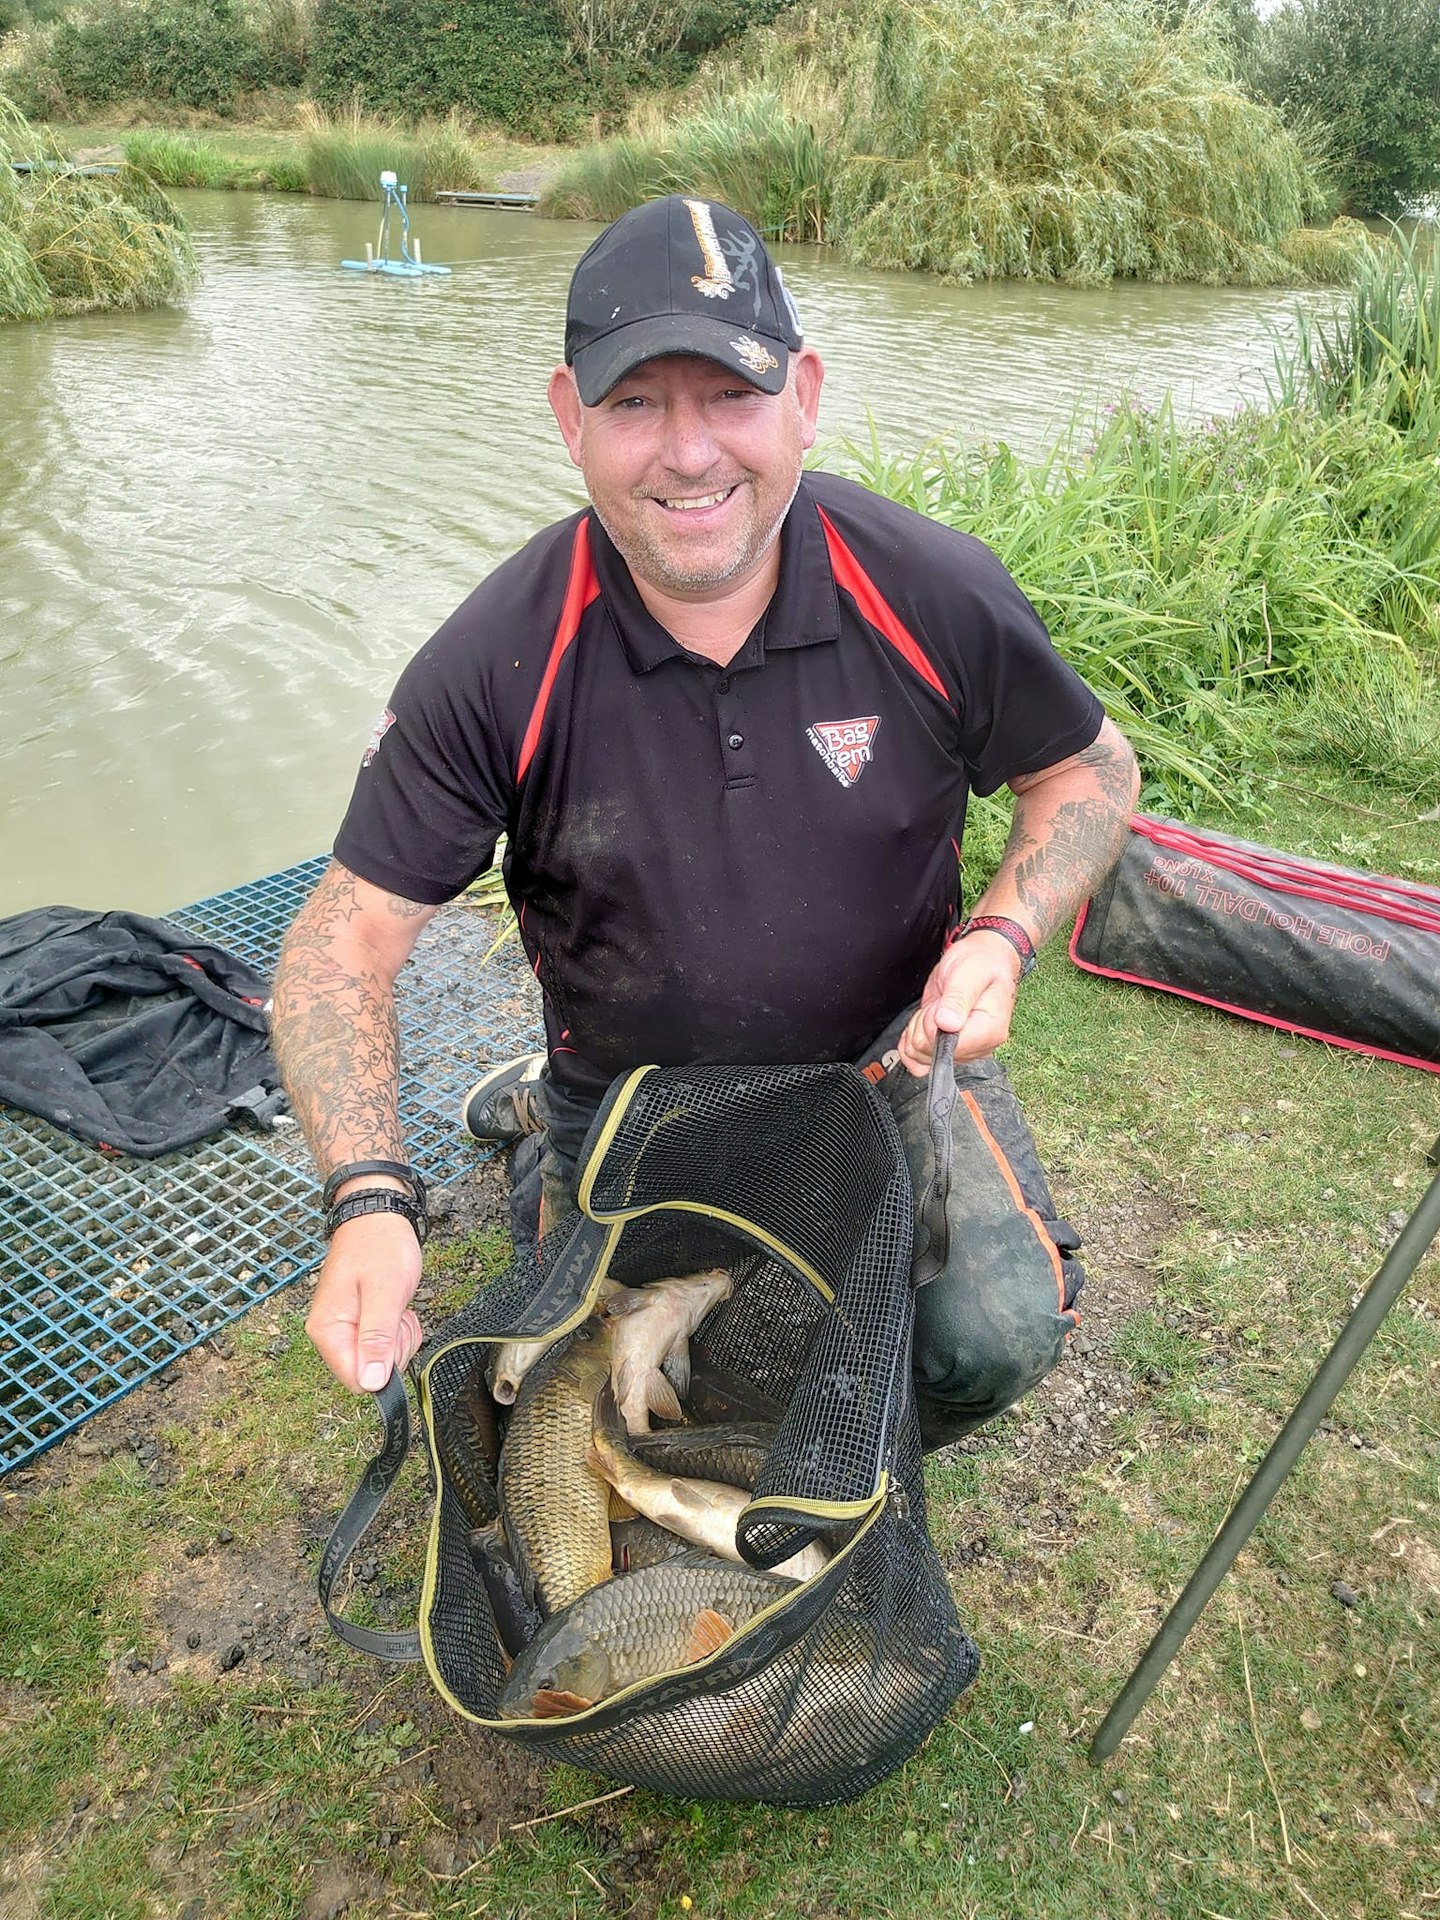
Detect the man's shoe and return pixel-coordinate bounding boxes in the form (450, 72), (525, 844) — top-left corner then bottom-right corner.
(460, 1053), (547, 1143)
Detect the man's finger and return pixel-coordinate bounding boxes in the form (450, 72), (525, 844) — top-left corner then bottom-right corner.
(355, 1272), (416, 1389)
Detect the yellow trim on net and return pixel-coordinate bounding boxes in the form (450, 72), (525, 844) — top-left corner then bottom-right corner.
(415, 1061), (875, 1725)
(428, 1468), (891, 1730)
(576, 1066), (836, 1305)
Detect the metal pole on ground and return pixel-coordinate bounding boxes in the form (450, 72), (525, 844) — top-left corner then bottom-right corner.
(1089, 1136), (1440, 1766)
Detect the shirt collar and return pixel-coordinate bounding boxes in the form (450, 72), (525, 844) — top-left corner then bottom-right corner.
(589, 475), (841, 675)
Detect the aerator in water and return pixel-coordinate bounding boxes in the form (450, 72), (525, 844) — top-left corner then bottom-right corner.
(341, 171), (451, 278)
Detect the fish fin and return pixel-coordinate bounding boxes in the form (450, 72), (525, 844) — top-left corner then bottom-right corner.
(599, 1285), (651, 1320)
(646, 1371), (684, 1424)
(607, 1485), (637, 1522)
(529, 1688), (594, 1719)
(685, 1608), (734, 1662)
(661, 1346), (691, 1399)
(593, 1381), (629, 1453)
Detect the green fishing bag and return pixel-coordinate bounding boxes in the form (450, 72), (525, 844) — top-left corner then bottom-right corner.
(321, 1058), (978, 1806)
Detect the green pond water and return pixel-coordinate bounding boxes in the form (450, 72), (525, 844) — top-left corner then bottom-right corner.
(0, 189), (1339, 918)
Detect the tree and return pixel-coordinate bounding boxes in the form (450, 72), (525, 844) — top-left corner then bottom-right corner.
(1255, 0), (1440, 216)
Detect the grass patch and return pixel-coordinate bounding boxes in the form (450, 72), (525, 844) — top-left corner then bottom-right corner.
(298, 100), (506, 202)
(122, 126), (231, 189)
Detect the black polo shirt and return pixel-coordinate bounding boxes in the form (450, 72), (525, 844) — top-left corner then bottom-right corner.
(334, 470), (1103, 1102)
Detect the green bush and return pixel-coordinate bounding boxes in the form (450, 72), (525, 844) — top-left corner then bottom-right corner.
(5, 0), (303, 117)
(1254, 0), (1440, 218)
(308, 0), (633, 139)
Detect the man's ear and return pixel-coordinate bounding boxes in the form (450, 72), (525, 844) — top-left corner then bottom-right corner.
(792, 347), (824, 452)
(548, 365), (585, 468)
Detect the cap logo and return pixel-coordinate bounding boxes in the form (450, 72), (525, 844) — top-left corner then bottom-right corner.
(685, 198), (736, 299)
(731, 334), (779, 376)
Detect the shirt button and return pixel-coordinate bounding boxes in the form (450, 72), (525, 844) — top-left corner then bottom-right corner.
(717, 677), (731, 694)
(727, 732), (744, 750)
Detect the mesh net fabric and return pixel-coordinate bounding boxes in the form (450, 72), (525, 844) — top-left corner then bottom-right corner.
(416, 1061), (978, 1806)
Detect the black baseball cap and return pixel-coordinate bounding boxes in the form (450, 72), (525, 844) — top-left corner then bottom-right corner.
(564, 195), (805, 406)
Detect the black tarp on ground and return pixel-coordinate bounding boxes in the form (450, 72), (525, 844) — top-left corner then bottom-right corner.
(0, 905), (284, 1157)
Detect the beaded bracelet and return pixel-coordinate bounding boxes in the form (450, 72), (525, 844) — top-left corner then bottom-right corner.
(957, 914), (1038, 978)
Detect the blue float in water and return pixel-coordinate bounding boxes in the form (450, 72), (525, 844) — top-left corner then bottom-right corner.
(341, 170), (452, 277)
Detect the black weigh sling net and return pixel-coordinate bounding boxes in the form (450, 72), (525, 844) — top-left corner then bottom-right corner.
(326, 1059), (978, 1806)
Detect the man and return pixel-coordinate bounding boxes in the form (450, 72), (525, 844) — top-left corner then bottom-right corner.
(272, 195), (1139, 1443)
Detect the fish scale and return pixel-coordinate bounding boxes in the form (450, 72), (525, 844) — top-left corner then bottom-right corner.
(497, 1317), (615, 1616)
(498, 1551), (795, 1718)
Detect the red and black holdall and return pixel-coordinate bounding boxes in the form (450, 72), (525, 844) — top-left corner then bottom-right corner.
(1069, 815), (1440, 1073)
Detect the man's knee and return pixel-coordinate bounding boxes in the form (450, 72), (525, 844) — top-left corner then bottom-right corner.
(911, 1224), (1077, 1443)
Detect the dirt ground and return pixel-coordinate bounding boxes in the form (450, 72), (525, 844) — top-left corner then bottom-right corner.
(4, 1151), (1175, 1918)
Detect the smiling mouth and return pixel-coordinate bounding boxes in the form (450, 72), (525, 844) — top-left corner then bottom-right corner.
(656, 485), (737, 512)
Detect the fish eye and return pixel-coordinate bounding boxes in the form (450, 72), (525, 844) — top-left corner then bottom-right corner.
(535, 1668), (555, 1689)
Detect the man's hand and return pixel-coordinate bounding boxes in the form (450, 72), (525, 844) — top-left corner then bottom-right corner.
(898, 717), (1139, 1078)
(271, 860), (442, 1392)
(305, 1212), (425, 1393)
(898, 929), (1024, 1074)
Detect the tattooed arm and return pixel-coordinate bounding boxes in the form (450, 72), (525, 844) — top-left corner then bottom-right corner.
(271, 860), (441, 1390)
(899, 717), (1139, 1073)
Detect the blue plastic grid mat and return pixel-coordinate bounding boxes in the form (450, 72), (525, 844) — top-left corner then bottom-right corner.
(1, 860), (542, 1473)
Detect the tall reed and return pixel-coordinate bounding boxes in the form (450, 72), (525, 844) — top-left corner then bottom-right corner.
(547, 0), (1375, 287)
(1272, 225), (1440, 439)
(0, 93), (196, 321)
(297, 102), (492, 202)
(846, 381), (1440, 803)
(124, 129), (232, 191)
(544, 91), (831, 241)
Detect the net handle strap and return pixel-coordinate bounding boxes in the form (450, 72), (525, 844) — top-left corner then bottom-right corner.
(316, 1370), (424, 1663)
(911, 1043), (956, 1287)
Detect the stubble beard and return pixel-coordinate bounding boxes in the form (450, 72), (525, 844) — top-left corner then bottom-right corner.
(589, 463), (805, 600)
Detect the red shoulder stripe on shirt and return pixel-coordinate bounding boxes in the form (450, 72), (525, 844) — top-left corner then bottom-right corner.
(817, 506), (951, 704)
(516, 517), (601, 783)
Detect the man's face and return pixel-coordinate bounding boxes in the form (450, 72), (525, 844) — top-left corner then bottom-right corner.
(548, 350), (824, 602)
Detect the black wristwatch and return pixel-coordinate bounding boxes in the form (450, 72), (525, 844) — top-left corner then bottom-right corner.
(323, 1186), (428, 1245)
(320, 1158), (427, 1212)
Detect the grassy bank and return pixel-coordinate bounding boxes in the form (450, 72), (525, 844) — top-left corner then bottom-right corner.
(847, 237), (1440, 862)
(2, 776), (1436, 1918)
(543, 0), (1375, 286)
(40, 108), (562, 199)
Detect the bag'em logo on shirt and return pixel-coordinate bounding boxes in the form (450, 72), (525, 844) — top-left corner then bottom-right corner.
(362, 707), (396, 767)
(807, 715), (881, 787)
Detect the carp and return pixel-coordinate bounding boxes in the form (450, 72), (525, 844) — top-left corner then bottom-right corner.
(589, 1387), (827, 1584)
(432, 1358), (502, 1529)
(498, 1318), (615, 1615)
(489, 1276), (622, 1405)
(604, 1268), (734, 1434)
(632, 1421), (776, 1493)
(496, 1550), (794, 1719)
